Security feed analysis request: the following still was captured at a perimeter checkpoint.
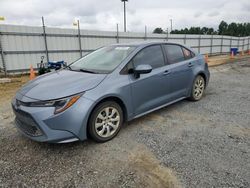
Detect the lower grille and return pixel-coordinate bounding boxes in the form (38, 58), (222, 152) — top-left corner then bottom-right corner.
(13, 107), (43, 137)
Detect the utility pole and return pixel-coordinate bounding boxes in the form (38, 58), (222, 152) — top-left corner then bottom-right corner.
(77, 20), (82, 57)
(73, 19), (82, 57)
(170, 19), (173, 33)
(42, 17), (49, 62)
(121, 0), (128, 32)
(166, 28), (169, 41)
(116, 23), (119, 43)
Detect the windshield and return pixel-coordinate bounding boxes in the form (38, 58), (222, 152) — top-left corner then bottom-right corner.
(69, 46), (136, 73)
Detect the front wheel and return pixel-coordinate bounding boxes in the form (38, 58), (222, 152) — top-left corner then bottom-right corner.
(189, 75), (205, 101)
(88, 101), (123, 143)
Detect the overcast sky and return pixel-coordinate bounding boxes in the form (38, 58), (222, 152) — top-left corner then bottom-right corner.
(0, 0), (249, 32)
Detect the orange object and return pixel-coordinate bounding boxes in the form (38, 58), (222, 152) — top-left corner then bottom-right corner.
(29, 65), (36, 80)
(204, 54), (208, 63)
(230, 51), (234, 59)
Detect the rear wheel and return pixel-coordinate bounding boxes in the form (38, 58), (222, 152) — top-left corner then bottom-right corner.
(189, 75), (205, 101)
(88, 101), (123, 142)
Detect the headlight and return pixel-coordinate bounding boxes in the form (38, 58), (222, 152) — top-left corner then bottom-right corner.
(28, 93), (83, 114)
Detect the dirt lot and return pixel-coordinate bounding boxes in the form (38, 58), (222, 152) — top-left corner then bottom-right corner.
(0, 59), (250, 188)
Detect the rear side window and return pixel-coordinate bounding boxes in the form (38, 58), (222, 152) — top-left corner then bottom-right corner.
(164, 45), (185, 64)
(132, 45), (165, 69)
(182, 47), (194, 59)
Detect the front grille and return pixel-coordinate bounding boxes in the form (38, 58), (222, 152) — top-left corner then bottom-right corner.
(13, 106), (43, 137)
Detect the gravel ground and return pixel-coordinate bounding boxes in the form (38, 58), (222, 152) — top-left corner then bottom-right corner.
(0, 59), (250, 188)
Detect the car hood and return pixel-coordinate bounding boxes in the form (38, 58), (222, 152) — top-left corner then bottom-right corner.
(18, 70), (107, 101)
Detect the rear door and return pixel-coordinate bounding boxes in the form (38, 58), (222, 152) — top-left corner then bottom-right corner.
(163, 44), (194, 100)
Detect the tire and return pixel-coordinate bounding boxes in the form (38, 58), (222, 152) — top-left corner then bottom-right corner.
(189, 75), (205, 101)
(88, 101), (123, 143)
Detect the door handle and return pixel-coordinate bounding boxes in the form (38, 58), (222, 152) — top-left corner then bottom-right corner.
(163, 70), (171, 75)
(188, 62), (193, 67)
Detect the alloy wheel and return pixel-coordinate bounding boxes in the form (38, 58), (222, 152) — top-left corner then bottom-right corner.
(95, 107), (120, 138)
(193, 76), (205, 100)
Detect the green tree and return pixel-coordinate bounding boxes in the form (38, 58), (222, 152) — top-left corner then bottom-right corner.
(201, 27), (209, 34)
(227, 22), (237, 36)
(207, 28), (215, 34)
(153, 21), (250, 36)
(153, 28), (164, 34)
(218, 21), (228, 35)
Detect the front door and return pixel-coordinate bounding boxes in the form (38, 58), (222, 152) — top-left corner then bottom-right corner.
(129, 45), (171, 116)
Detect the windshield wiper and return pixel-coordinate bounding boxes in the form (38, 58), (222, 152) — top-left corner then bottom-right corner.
(65, 65), (72, 70)
(79, 69), (97, 74)
(66, 66), (97, 74)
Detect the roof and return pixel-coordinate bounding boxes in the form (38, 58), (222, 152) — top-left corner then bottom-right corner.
(111, 41), (183, 47)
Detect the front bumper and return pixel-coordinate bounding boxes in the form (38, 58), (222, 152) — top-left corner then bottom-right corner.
(12, 94), (95, 143)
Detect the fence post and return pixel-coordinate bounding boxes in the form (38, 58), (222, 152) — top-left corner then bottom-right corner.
(237, 37), (240, 52)
(77, 20), (82, 58)
(0, 32), (7, 76)
(144, 25), (147, 41)
(166, 28), (169, 41)
(248, 37), (250, 50)
(210, 35), (213, 55)
(42, 17), (49, 62)
(229, 37), (232, 52)
(184, 34), (186, 44)
(242, 37), (245, 52)
(116, 23), (119, 43)
(198, 35), (201, 53)
(220, 36), (223, 54)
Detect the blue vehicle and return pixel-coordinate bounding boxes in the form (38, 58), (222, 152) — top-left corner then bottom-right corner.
(37, 56), (67, 75)
(12, 42), (210, 143)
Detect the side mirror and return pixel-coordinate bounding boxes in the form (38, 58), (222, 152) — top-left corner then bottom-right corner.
(134, 64), (152, 78)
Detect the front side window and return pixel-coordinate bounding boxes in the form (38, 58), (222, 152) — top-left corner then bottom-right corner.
(132, 45), (165, 69)
(70, 46), (135, 73)
(164, 45), (185, 64)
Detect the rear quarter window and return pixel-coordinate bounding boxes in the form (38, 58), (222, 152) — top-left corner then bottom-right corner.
(182, 47), (195, 59)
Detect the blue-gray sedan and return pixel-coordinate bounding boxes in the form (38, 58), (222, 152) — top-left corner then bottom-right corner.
(12, 42), (210, 143)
